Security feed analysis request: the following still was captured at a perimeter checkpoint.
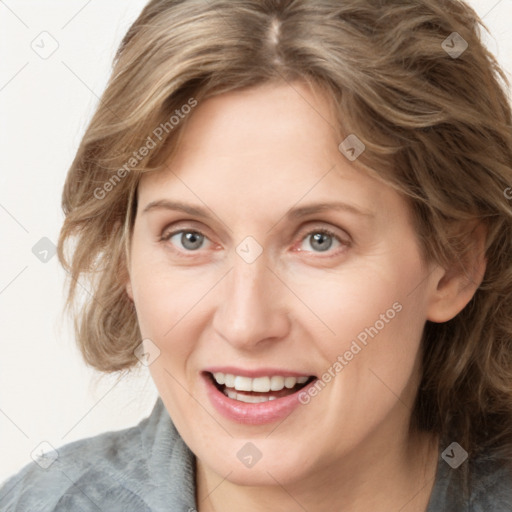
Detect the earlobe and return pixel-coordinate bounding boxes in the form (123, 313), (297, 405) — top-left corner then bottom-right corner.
(426, 222), (487, 323)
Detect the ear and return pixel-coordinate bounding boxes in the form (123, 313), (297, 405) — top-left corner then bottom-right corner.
(123, 245), (134, 301)
(113, 218), (135, 302)
(426, 222), (487, 323)
(126, 280), (134, 301)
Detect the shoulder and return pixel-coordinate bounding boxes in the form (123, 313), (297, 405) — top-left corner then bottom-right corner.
(427, 445), (512, 512)
(0, 398), (195, 512)
(0, 418), (149, 512)
(469, 454), (512, 511)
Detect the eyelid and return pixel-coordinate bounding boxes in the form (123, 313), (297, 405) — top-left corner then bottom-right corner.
(160, 219), (212, 240)
(160, 226), (212, 245)
(297, 222), (351, 242)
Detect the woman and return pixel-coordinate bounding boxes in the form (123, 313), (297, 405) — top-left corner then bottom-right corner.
(1, 0), (511, 510)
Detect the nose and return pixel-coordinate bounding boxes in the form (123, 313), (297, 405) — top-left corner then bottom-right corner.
(212, 254), (291, 351)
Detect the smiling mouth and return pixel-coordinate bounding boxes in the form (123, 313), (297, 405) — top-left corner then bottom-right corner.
(206, 372), (317, 403)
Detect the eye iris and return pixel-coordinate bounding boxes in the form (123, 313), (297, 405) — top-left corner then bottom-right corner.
(181, 231), (203, 250)
(310, 232), (333, 252)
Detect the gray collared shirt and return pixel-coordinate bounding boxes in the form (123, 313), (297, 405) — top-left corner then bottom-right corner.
(1, 398), (511, 511)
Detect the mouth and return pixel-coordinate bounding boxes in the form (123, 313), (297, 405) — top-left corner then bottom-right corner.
(205, 371), (317, 403)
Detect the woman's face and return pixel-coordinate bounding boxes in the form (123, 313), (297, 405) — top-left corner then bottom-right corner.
(127, 81), (441, 486)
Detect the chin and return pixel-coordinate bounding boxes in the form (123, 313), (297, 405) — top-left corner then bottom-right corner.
(197, 440), (312, 487)
(222, 464), (305, 487)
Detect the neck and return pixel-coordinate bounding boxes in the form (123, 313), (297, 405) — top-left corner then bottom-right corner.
(195, 430), (440, 512)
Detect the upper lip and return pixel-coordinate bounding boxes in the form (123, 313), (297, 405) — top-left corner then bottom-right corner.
(203, 366), (316, 378)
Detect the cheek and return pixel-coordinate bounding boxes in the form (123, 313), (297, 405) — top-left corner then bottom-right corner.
(299, 254), (427, 378)
(128, 236), (198, 336)
(299, 271), (425, 440)
(128, 246), (217, 378)
(130, 261), (203, 410)
(297, 266), (407, 337)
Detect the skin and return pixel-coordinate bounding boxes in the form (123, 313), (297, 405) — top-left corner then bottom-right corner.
(126, 81), (485, 512)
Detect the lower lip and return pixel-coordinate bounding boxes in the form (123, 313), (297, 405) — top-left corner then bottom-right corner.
(203, 373), (317, 425)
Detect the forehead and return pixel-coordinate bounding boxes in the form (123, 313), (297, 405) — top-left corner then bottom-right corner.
(137, 81), (409, 229)
(173, 81), (341, 162)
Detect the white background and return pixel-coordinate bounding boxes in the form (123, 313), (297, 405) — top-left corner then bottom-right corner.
(0, 0), (511, 483)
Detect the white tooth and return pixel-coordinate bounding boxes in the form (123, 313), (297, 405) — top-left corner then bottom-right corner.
(234, 376), (252, 391)
(226, 389), (237, 399)
(284, 377), (298, 389)
(268, 396), (277, 401)
(235, 394), (270, 403)
(252, 376), (270, 392)
(270, 376), (285, 391)
(213, 372), (225, 385)
(224, 374), (236, 388)
(218, 373), (307, 393)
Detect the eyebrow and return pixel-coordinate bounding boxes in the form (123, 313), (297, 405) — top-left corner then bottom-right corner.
(142, 199), (374, 220)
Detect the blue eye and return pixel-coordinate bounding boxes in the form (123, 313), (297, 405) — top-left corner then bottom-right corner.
(299, 229), (344, 253)
(163, 230), (209, 251)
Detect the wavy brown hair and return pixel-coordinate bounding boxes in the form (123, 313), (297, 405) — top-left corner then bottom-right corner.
(58, 0), (512, 481)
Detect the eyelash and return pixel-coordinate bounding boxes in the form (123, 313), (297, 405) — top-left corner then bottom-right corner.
(159, 225), (351, 258)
